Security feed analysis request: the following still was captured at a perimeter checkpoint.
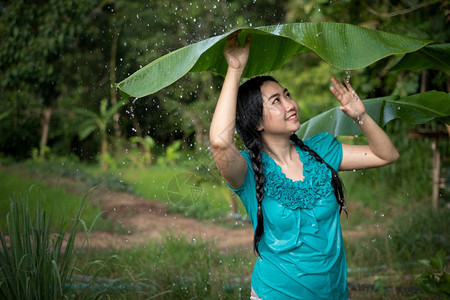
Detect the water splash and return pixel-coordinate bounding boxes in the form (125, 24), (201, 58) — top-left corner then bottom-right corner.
(345, 70), (351, 83)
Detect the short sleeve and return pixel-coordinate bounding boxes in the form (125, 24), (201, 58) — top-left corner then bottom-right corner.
(226, 151), (258, 227)
(303, 132), (343, 171)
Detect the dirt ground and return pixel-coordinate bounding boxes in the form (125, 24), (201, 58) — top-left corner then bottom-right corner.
(76, 184), (254, 252)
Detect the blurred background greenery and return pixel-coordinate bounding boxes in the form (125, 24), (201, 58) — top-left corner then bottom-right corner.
(1, 0), (449, 299)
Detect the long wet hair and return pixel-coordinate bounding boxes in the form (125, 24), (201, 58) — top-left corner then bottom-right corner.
(236, 76), (346, 256)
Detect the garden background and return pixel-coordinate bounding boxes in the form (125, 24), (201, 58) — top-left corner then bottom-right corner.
(1, 0), (449, 299)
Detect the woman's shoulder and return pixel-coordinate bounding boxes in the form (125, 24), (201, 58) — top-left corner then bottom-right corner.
(303, 132), (343, 169)
(303, 132), (338, 150)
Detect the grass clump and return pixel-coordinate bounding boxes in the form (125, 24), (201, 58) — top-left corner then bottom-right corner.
(0, 191), (87, 299)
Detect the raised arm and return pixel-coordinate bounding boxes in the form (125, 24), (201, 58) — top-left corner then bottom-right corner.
(329, 77), (400, 171)
(209, 32), (251, 189)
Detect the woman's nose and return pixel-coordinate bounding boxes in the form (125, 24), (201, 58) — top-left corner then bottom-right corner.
(284, 97), (295, 111)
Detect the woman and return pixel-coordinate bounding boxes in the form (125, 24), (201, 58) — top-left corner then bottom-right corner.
(209, 32), (399, 299)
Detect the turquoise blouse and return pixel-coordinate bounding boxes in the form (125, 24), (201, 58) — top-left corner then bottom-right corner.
(229, 132), (348, 299)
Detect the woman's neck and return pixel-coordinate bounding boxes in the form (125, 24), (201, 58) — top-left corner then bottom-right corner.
(261, 135), (295, 166)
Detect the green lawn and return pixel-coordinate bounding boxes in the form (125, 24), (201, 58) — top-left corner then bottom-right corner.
(0, 168), (110, 232)
(120, 166), (248, 220)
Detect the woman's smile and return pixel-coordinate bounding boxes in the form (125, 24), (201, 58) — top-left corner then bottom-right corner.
(259, 81), (300, 135)
(286, 112), (298, 121)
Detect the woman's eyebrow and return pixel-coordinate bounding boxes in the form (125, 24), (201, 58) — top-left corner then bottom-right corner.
(266, 88), (288, 101)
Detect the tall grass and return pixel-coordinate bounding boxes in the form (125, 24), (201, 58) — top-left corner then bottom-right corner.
(0, 189), (156, 299)
(76, 234), (255, 299)
(388, 207), (450, 264)
(0, 190), (87, 299)
(343, 207), (449, 299)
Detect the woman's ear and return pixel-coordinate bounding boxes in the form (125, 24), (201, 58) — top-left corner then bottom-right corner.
(257, 121), (264, 132)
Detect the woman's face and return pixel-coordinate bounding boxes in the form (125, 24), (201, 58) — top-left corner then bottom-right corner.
(258, 81), (300, 136)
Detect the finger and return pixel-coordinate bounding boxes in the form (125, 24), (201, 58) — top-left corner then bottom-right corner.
(343, 77), (355, 93)
(342, 79), (361, 101)
(330, 77), (346, 94)
(330, 86), (344, 102)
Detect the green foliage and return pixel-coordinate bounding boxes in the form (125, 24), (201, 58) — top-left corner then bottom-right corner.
(0, 192), (88, 299)
(416, 249), (450, 298)
(1, 0), (447, 164)
(0, 0), (99, 96)
(391, 43), (450, 74)
(156, 140), (184, 167)
(373, 278), (387, 296)
(114, 22), (434, 98)
(76, 99), (127, 141)
(75, 99), (127, 170)
(0, 0), (112, 160)
(298, 91), (450, 139)
(285, 0), (448, 42)
(129, 135), (155, 166)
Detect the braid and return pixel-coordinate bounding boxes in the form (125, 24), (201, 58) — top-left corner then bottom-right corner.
(248, 139), (265, 256)
(235, 76), (277, 256)
(290, 134), (347, 215)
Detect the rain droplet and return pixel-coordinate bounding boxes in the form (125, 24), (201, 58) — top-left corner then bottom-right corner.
(345, 70), (351, 83)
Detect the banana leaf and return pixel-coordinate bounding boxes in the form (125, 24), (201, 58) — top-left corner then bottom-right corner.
(298, 91), (450, 139)
(390, 43), (450, 74)
(113, 22), (435, 99)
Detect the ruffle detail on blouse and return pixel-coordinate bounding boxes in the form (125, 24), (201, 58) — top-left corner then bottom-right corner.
(261, 146), (333, 210)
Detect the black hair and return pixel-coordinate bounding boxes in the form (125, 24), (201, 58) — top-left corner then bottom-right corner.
(236, 76), (346, 256)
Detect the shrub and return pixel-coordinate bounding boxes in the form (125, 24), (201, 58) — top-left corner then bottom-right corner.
(416, 249), (450, 298)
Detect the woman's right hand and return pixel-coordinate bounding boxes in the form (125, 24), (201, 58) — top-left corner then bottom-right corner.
(224, 31), (251, 72)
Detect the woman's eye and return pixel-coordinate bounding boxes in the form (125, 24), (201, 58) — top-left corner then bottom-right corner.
(273, 98), (279, 104)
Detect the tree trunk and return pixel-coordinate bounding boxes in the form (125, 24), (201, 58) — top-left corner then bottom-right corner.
(431, 138), (440, 209)
(129, 103), (145, 154)
(39, 106), (53, 160)
(101, 131), (108, 171)
(110, 31), (121, 138)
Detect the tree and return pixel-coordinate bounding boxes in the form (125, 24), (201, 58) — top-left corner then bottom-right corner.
(0, 0), (111, 160)
(76, 99), (126, 170)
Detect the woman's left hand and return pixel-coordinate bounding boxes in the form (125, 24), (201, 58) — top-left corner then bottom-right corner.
(330, 77), (366, 123)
